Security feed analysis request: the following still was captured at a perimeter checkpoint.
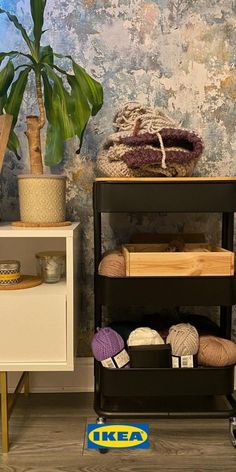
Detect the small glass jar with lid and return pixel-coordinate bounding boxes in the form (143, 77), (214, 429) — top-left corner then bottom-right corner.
(35, 251), (66, 283)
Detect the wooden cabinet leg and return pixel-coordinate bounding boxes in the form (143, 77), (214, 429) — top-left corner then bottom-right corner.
(24, 372), (30, 396)
(0, 372), (9, 453)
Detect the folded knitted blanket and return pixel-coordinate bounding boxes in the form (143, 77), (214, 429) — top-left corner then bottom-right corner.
(97, 102), (204, 177)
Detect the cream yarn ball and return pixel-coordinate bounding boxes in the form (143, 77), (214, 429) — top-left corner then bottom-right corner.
(166, 323), (199, 356)
(127, 327), (164, 346)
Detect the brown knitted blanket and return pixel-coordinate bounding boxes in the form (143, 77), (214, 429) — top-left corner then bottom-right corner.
(120, 129), (203, 169)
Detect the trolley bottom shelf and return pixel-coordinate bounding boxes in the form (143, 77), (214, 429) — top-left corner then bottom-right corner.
(95, 393), (236, 419)
(94, 364), (236, 419)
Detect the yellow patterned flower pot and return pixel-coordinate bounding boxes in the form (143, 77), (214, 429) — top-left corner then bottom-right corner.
(18, 175), (66, 223)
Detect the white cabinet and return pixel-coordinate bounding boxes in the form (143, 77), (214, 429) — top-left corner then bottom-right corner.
(0, 223), (80, 371)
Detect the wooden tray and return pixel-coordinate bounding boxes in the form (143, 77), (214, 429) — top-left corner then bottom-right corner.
(0, 275), (43, 290)
(122, 243), (234, 277)
(12, 221), (71, 228)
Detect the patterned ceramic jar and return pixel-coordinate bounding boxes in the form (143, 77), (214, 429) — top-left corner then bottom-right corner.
(0, 260), (21, 285)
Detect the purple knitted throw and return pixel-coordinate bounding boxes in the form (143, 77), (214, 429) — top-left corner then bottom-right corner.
(120, 128), (204, 169)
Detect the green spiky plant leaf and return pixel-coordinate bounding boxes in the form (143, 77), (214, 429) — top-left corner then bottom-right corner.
(0, 60), (15, 113)
(0, 0), (103, 172)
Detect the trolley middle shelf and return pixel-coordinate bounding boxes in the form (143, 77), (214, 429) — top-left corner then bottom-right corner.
(96, 274), (236, 306)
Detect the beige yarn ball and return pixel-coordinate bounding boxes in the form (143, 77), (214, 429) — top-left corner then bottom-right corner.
(166, 323), (199, 356)
(98, 249), (126, 277)
(198, 336), (236, 367)
(128, 327), (164, 346)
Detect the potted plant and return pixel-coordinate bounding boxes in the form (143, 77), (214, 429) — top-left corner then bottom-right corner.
(0, 0), (103, 224)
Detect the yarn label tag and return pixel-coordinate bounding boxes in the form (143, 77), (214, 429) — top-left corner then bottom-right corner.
(172, 356), (180, 368)
(181, 355), (194, 368)
(114, 349), (130, 368)
(101, 349), (130, 369)
(101, 357), (116, 368)
(172, 355), (194, 368)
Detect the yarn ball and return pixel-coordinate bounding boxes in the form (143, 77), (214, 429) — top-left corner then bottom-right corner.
(127, 327), (164, 346)
(91, 327), (124, 361)
(98, 249), (126, 277)
(109, 321), (141, 346)
(198, 336), (236, 367)
(166, 323), (199, 356)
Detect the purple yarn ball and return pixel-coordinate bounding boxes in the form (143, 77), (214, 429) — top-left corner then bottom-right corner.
(92, 327), (124, 361)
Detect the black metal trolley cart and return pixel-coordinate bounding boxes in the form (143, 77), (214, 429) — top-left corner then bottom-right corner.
(93, 177), (236, 447)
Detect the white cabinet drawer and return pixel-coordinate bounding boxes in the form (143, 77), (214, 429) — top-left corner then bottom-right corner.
(0, 292), (66, 364)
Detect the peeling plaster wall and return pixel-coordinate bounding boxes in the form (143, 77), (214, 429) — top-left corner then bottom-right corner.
(1, 1), (236, 354)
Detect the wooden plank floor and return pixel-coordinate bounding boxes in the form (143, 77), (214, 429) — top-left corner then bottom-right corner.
(0, 393), (236, 471)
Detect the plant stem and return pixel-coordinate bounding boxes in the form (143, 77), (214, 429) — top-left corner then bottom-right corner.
(25, 115), (43, 174)
(25, 72), (45, 174)
(36, 73), (45, 129)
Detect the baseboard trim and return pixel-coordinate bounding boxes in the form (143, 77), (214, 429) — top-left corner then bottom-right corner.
(23, 387), (95, 393)
(8, 357), (94, 393)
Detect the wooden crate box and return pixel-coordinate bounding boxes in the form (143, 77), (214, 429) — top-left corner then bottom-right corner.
(122, 243), (234, 277)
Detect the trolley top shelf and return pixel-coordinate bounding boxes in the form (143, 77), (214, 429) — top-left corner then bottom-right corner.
(94, 177), (236, 213)
(95, 177), (236, 182)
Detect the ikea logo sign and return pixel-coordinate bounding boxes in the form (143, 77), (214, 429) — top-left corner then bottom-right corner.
(87, 423), (149, 449)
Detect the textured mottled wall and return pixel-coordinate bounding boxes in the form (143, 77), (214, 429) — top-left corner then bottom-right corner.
(1, 1), (236, 353)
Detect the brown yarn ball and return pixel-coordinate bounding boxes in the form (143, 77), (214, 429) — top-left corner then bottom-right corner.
(198, 336), (236, 367)
(98, 249), (126, 277)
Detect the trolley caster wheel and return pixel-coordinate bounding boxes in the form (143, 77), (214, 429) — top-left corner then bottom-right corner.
(229, 417), (236, 447)
(99, 448), (109, 454)
(96, 417), (106, 424)
(96, 418), (109, 453)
